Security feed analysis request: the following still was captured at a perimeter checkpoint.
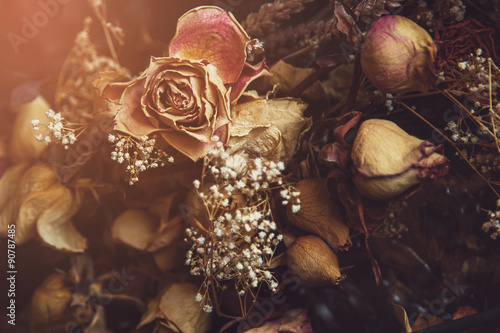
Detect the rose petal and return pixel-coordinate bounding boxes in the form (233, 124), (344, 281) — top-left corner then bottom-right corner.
(114, 78), (161, 138)
(157, 283), (212, 333)
(161, 130), (212, 162)
(230, 59), (271, 103)
(169, 6), (249, 84)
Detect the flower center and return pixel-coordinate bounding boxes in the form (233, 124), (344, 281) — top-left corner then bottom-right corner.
(158, 81), (194, 114)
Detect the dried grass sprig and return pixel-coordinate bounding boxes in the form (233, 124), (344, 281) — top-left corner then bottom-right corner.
(263, 20), (329, 65)
(242, 0), (314, 38)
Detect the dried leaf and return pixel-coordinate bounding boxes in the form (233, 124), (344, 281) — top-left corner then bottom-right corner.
(322, 63), (355, 103)
(0, 164), (60, 244)
(138, 298), (161, 328)
(152, 244), (187, 272)
(16, 184), (67, 244)
(30, 273), (74, 331)
(257, 60), (327, 101)
(147, 215), (184, 252)
(392, 303), (413, 333)
(287, 235), (345, 287)
(244, 308), (313, 333)
(157, 283), (212, 333)
(333, 1), (363, 48)
(286, 178), (351, 250)
(266, 98), (311, 163)
(111, 209), (158, 251)
(37, 187), (86, 253)
(10, 96), (51, 163)
(228, 95), (311, 163)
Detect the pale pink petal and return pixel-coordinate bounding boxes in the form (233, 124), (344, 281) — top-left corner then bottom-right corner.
(114, 78), (160, 137)
(230, 59), (271, 103)
(169, 6), (249, 84)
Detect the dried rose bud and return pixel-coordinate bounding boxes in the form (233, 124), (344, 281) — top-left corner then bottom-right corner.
(360, 15), (437, 94)
(287, 235), (345, 287)
(351, 119), (449, 201)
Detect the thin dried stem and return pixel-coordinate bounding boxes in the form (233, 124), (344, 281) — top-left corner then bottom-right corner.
(399, 101), (500, 199)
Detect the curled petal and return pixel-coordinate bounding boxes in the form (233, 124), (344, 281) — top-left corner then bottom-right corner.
(333, 111), (362, 147)
(114, 78), (161, 138)
(230, 59), (271, 103)
(319, 142), (350, 169)
(169, 6), (250, 84)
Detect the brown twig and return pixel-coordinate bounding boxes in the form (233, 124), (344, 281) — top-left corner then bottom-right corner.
(399, 100), (500, 199)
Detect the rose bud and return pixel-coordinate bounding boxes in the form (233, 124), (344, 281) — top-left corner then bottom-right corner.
(287, 235), (345, 287)
(351, 119), (449, 201)
(360, 15), (437, 94)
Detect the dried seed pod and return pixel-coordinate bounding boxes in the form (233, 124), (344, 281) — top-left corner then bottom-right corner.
(287, 235), (345, 287)
(286, 178), (351, 251)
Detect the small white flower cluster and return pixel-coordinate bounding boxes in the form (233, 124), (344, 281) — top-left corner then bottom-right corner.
(185, 144), (300, 312)
(482, 199), (500, 239)
(445, 120), (480, 144)
(32, 109), (79, 149)
(108, 133), (174, 185)
(448, 0), (466, 22)
(457, 149), (500, 174)
(456, 49), (499, 109)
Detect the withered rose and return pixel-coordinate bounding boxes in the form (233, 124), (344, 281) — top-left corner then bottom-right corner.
(351, 119), (449, 201)
(105, 57), (231, 161)
(361, 15), (437, 94)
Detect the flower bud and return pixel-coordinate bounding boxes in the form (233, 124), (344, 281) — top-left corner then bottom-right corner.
(351, 119), (449, 201)
(287, 235), (345, 287)
(360, 15), (437, 94)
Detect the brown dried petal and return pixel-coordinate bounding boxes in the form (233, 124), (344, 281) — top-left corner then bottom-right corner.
(287, 235), (345, 287)
(92, 71), (131, 123)
(0, 164), (29, 220)
(0, 164), (59, 244)
(16, 183), (67, 244)
(37, 186), (86, 253)
(30, 273), (74, 331)
(157, 283), (212, 333)
(111, 209), (158, 251)
(244, 308), (313, 333)
(286, 178), (351, 251)
(152, 244), (187, 272)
